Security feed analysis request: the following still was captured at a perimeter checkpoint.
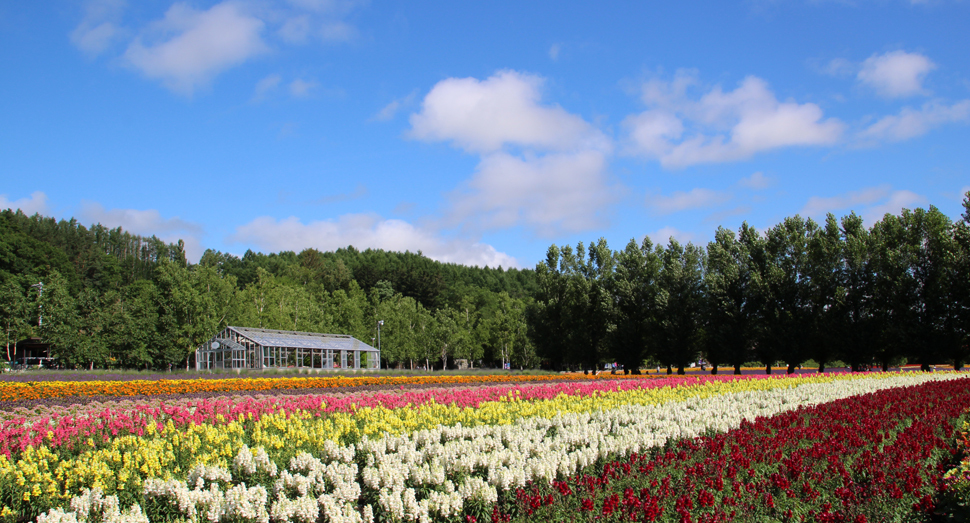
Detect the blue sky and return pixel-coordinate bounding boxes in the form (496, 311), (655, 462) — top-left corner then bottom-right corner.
(2, 1), (969, 268)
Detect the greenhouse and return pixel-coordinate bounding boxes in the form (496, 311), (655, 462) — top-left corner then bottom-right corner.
(196, 326), (381, 371)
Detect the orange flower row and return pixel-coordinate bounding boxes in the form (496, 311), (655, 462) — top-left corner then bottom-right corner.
(0, 372), (654, 402)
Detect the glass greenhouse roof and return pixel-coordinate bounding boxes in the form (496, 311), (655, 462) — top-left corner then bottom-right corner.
(227, 326), (378, 352)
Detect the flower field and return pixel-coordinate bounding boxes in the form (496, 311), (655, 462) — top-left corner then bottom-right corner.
(0, 373), (652, 402)
(0, 372), (964, 522)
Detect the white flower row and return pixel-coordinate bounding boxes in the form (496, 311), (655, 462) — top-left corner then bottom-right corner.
(37, 373), (967, 523)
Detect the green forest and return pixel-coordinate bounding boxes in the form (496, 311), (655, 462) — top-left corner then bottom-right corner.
(1, 193), (969, 373)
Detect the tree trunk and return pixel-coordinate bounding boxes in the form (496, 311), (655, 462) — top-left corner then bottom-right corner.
(818, 362), (826, 373)
(881, 360), (889, 372)
(733, 363), (741, 375)
(765, 364), (772, 375)
(676, 364), (685, 375)
(787, 363), (796, 374)
(666, 364), (673, 375)
(710, 363), (718, 375)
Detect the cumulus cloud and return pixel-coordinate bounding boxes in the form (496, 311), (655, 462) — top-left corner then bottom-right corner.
(0, 192), (50, 216)
(289, 78), (318, 97)
(124, 2), (269, 95)
(75, 0), (367, 96)
(449, 150), (616, 235)
(821, 57), (855, 78)
(409, 70), (617, 236)
(371, 93), (417, 122)
(79, 202), (205, 261)
(863, 190), (928, 223)
(278, 14), (312, 43)
(230, 214), (518, 268)
(801, 186), (892, 217)
(646, 227), (696, 247)
(858, 99), (970, 143)
(645, 188), (730, 216)
(71, 0), (126, 56)
(624, 71), (843, 168)
(549, 43), (562, 61)
(409, 70), (610, 154)
(320, 21), (357, 41)
(800, 186), (928, 225)
(738, 171), (773, 190)
(858, 50), (936, 98)
(252, 73), (282, 101)
(278, 5), (358, 43)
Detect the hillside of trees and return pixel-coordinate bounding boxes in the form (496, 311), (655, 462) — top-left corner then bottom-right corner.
(0, 209), (537, 370)
(1, 193), (968, 373)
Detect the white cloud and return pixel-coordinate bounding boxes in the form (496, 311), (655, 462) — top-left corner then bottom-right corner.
(372, 92), (416, 122)
(374, 99), (403, 122)
(738, 171), (773, 190)
(858, 50), (936, 98)
(646, 188), (730, 215)
(71, 0), (126, 56)
(800, 186), (928, 225)
(285, 0), (365, 15)
(278, 15), (311, 43)
(449, 150), (616, 236)
(624, 72), (843, 168)
(230, 214), (519, 268)
(252, 73), (282, 100)
(0, 192), (49, 216)
(409, 70), (610, 154)
(646, 227), (695, 247)
(79, 202), (205, 261)
(864, 190), (928, 223)
(821, 57), (855, 78)
(549, 43), (561, 61)
(858, 100), (970, 143)
(320, 21), (356, 41)
(289, 78), (318, 97)
(409, 70), (617, 236)
(124, 2), (268, 96)
(801, 185), (891, 217)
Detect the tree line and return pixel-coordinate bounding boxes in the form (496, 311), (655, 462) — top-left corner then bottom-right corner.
(1, 193), (968, 373)
(530, 195), (970, 374)
(0, 209), (537, 370)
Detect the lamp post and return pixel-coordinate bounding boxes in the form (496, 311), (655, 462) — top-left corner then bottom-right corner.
(30, 282), (43, 327)
(30, 282), (46, 360)
(377, 320), (383, 369)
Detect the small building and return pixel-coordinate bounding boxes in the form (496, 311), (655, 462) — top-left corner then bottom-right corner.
(196, 326), (380, 371)
(8, 338), (55, 368)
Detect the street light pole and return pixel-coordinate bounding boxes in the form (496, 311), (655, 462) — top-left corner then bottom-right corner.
(30, 282), (46, 360)
(377, 320), (383, 369)
(30, 282), (43, 327)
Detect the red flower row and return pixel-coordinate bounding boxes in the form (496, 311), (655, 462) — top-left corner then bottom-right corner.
(495, 379), (970, 522)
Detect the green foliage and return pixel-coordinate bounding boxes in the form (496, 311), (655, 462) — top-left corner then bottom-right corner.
(2, 193), (970, 372)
